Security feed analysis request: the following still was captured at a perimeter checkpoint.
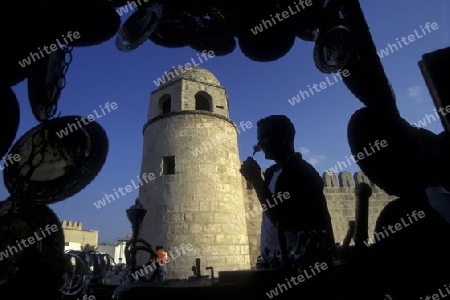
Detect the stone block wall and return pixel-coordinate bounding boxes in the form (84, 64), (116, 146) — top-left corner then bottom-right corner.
(139, 113), (251, 279)
(241, 177), (262, 267)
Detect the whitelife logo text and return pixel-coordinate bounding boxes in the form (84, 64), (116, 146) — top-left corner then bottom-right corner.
(363, 210), (425, 246)
(153, 51), (215, 87)
(18, 31), (81, 68)
(230, 192), (291, 228)
(130, 243), (194, 280)
(0, 224), (59, 261)
(56, 102), (118, 139)
(250, 0), (314, 35)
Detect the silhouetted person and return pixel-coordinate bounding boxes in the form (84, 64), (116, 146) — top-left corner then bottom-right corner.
(240, 115), (335, 268)
(347, 106), (450, 299)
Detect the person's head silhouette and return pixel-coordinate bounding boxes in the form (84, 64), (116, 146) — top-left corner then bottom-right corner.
(256, 115), (296, 164)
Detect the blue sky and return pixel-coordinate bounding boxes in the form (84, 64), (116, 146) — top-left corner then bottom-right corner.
(2, 1), (449, 243)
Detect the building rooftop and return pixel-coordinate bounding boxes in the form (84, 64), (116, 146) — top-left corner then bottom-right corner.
(159, 66), (221, 88)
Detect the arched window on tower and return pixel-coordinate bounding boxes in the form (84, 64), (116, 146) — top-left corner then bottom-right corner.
(195, 92), (212, 111)
(160, 94), (171, 115)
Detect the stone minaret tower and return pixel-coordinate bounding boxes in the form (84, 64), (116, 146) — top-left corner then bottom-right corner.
(138, 66), (251, 279)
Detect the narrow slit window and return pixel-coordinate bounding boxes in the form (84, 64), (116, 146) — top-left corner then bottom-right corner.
(160, 94), (171, 114)
(163, 156), (175, 175)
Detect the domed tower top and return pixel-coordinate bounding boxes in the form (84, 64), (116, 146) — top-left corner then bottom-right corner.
(158, 66), (221, 88)
(148, 66), (230, 121)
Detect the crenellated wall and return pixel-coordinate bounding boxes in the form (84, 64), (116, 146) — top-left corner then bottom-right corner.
(323, 171), (397, 245)
(61, 220), (83, 230)
(61, 220), (98, 249)
(242, 171), (397, 265)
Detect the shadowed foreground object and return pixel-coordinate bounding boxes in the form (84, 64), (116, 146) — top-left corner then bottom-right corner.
(0, 200), (65, 300)
(0, 115), (109, 299)
(16, 0), (120, 49)
(346, 105), (450, 298)
(117, 3), (163, 52)
(347, 107), (439, 197)
(188, 17), (237, 56)
(27, 47), (69, 122)
(314, 25), (355, 74)
(237, 23), (297, 62)
(0, 87), (20, 160)
(370, 193), (450, 299)
(44, 0), (121, 47)
(149, 11), (202, 48)
(3, 116), (109, 204)
(114, 0), (331, 61)
(419, 46), (450, 133)
(1, 0), (120, 88)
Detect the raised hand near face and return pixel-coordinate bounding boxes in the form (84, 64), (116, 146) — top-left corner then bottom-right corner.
(239, 157), (264, 185)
